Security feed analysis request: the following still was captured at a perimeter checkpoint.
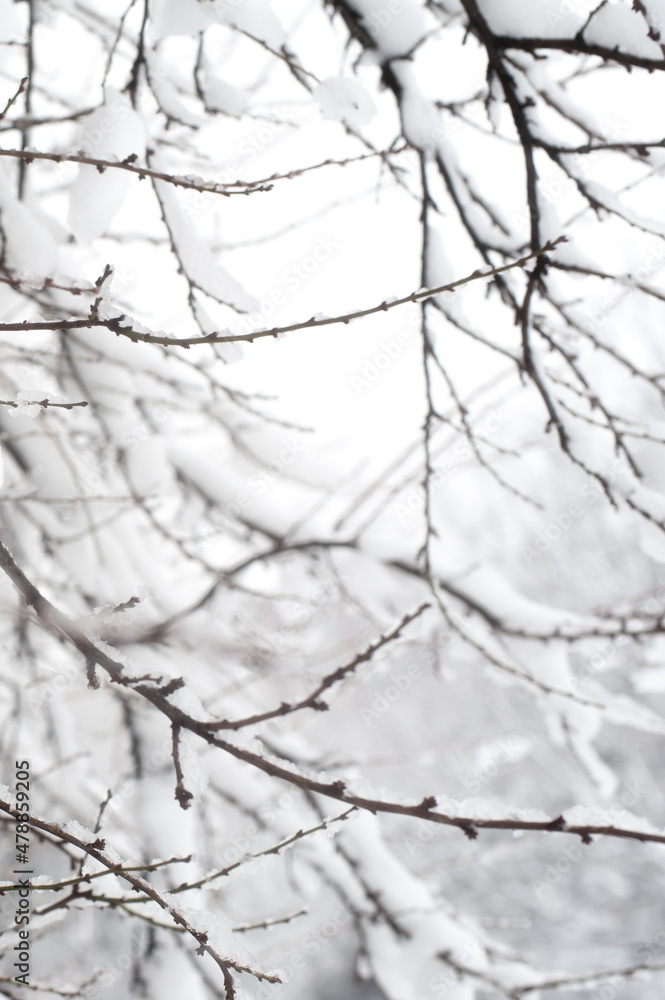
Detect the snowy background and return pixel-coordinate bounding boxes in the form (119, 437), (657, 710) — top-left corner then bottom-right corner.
(2, 0), (665, 997)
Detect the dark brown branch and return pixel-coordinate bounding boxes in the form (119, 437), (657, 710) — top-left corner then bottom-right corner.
(491, 33), (665, 72)
(0, 238), (566, 348)
(0, 147), (272, 196)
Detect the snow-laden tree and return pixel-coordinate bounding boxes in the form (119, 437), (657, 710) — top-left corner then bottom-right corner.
(2, 0), (665, 997)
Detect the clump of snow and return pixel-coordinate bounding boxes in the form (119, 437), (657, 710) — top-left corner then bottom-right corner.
(314, 78), (377, 128)
(150, 0), (285, 47)
(0, 165), (58, 278)
(203, 75), (248, 118)
(391, 62), (442, 149)
(635, 664), (665, 693)
(642, 0), (665, 36)
(154, 165), (258, 312)
(480, 0), (595, 37)
(473, 735), (531, 769)
(175, 728), (209, 801)
(451, 796), (552, 824)
(586, 2), (663, 59)
(564, 805), (664, 837)
(68, 88), (147, 242)
(147, 51), (204, 126)
(5, 389), (56, 419)
(337, 812), (533, 1000)
(173, 902), (268, 972)
(162, 681), (216, 724)
(62, 819), (97, 843)
(215, 0), (286, 49)
(194, 301), (244, 362)
(352, 0), (432, 58)
(148, 0), (215, 37)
